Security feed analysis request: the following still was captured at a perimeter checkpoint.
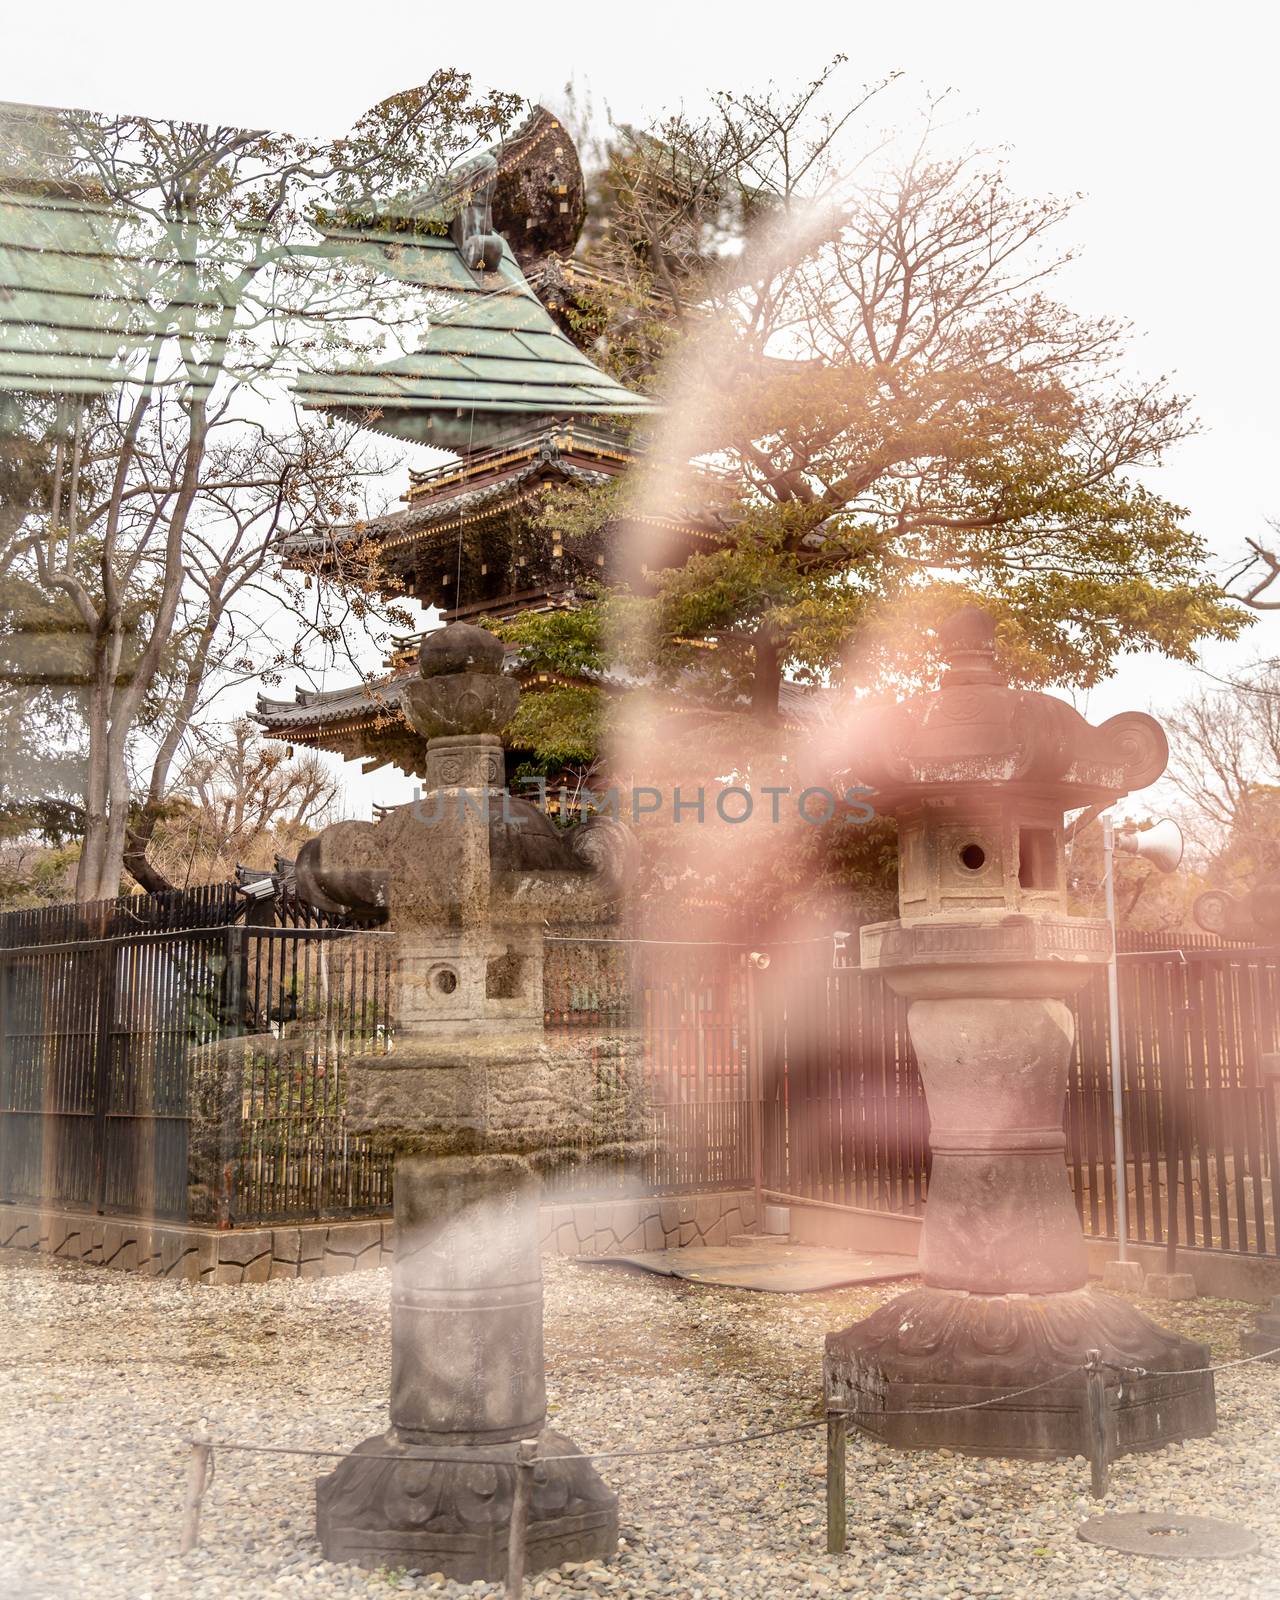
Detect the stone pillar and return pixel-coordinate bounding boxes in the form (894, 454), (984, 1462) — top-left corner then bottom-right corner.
(316, 1154), (617, 1578)
(909, 998), (1087, 1294)
(389, 1156), (547, 1445)
(302, 620), (642, 1581)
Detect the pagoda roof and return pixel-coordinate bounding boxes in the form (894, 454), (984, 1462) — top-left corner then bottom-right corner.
(256, 651), (831, 754)
(280, 422), (733, 562)
(0, 98), (654, 436)
(0, 176), (184, 399)
(293, 229), (657, 447)
(280, 424), (629, 559)
(256, 672), (414, 734)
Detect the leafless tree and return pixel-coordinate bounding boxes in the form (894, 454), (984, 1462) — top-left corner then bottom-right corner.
(147, 720), (341, 887)
(0, 77), (520, 899)
(1225, 519), (1280, 611)
(1163, 665), (1280, 881)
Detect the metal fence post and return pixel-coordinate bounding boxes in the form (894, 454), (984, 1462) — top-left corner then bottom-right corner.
(505, 1436), (538, 1599)
(1102, 816), (1130, 1260)
(745, 954), (764, 1215)
(216, 926), (245, 1229)
(1162, 1022), (1181, 1276)
(179, 1432), (212, 1553)
(1084, 1349), (1112, 1499)
(90, 940), (116, 1214)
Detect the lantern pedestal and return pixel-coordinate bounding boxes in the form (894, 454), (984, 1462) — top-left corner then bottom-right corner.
(316, 1156), (617, 1577)
(298, 622), (646, 1583)
(825, 607), (1216, 1459)
(825, 1285), (1215, 1458)
(823, 918), (1216, 1458)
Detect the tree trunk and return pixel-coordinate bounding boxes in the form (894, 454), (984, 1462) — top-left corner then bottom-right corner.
(751, 637), (784, 722)
(99, 725), (132, 901)
(123, 804), (176, 894)
(75, 642), (113, 902)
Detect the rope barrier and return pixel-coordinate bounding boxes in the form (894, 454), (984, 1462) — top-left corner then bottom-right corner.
(177, 1339), (1278, 1590)
(185, 1338), (1278, 1471)
(1105, 1342), (1280, 1378)
(541, 933), (830, 947)
(187, 1363), (1101, 1473)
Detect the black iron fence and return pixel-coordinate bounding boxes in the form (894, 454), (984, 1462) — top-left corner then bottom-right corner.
(2, 918), (1279, 1258)
(0, 883), (242, 949)
(0, 878), (356, 951)
(756, 943), (1280, 1259)
(542, 937), (752, 1194)
(758, 958), (929, 1219)
(0, 924), (395, 1225)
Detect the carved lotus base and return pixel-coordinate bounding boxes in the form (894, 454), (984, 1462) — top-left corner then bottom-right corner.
(315, 1426), (617, 1580)
(824, 1286), (1216, 1459)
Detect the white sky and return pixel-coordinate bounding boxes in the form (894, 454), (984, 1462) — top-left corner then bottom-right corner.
(6, 0), (1279, 818)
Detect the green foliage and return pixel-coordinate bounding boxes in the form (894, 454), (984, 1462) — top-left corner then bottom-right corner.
(492, 604), (608, 679)
(553, 70), (1248, 730)
(505, 685), (606, 772)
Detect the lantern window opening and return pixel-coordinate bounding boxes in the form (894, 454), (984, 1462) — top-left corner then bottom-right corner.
(1018, 827), (1057, 891)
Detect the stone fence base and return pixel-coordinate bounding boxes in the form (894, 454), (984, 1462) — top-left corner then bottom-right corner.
(0, 1190), (758, 1286)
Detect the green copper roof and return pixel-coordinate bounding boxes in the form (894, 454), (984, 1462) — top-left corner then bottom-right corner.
(0, 188), (183, 396)
(293, 226), (657, 446)
(0, 186), (658, 439)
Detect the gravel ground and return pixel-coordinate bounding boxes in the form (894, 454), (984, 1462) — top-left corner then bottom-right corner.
(0, 1246), (1276, 1600)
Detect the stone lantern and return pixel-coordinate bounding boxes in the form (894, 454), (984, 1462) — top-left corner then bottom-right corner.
(824, 608), (1216, 1457)
(295, 622), (642, 1581)
(1193, 878), (1280, 944)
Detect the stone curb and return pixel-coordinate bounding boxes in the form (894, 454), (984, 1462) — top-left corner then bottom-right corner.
(0, 1191), (758, 1284)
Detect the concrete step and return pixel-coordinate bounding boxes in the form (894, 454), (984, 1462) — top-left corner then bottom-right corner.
(728, 1232), (791, 1248)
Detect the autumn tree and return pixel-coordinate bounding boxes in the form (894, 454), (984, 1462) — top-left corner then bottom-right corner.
(514, 63), (1242, 745)
(497, 64), (1246, 928)
(0, 77), (521, 901)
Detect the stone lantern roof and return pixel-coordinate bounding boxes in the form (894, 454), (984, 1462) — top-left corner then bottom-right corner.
(854, 607), (1169, 807)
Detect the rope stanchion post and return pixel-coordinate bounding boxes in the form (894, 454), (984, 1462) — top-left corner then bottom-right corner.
(180, 1433), (212, 1554)
(179, 1339), (1280, 1567)
(505, 1437), (538, 1600)
(1084, 1351), (1111, 1500)
(826, 1409), (847, 1554)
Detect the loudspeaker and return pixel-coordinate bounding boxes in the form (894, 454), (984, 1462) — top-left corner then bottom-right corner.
(1115, 818), (1183, 874)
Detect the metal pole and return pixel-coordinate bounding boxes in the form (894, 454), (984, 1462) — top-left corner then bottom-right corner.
(745, 956), (764, 1222)
(1103, 816), (1129, 1262)
(1162, 1031), (1181, 1277)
